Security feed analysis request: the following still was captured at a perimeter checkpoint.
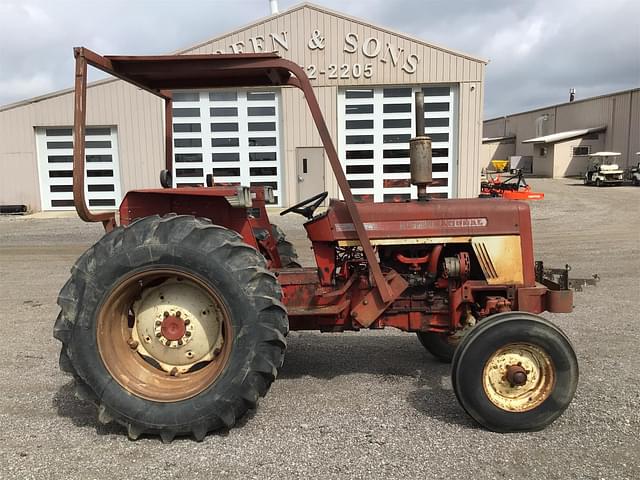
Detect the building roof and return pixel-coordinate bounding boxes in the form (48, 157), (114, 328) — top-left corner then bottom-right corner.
(0, 2), (486, 113)
(589, 151), (621, 157)
(482, 135), (515, 143)
(522, 126), (607, 144)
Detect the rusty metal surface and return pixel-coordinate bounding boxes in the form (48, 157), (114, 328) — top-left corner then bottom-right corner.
(351, 271), (409, 328)
(546, 289), (574, 313)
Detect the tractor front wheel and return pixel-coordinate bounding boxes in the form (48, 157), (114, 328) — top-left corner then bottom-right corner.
(451, 312), (578, 432)
(54, 215), (287, 441)
(271, 223), (300, 267)
(416, 331), (459, 362)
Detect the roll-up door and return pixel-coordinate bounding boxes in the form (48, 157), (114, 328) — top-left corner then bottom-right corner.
(35, 126), (121, 210)
(338, 86), (456, 201)
(171, 89), (283, 205)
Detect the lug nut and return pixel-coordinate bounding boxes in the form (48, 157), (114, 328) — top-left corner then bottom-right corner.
(155, 320), (161, 326)
(184, 319), (190, 325)
(164, 311), (170, 318)
(176, 311), (181, 317)
(127, 338), (139, 349)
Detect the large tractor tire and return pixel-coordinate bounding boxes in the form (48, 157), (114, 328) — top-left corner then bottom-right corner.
(54, 215), (288, 442)
(451, 312), (578, 432)
(271, 223), (300, 267)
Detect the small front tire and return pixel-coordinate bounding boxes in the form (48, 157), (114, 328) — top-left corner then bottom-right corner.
(451, 312), (578, 432)
(416, 331), (458, 363)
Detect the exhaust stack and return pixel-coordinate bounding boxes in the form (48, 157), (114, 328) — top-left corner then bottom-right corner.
(410, 91), (432, 201)
(269, 0), (279, 14)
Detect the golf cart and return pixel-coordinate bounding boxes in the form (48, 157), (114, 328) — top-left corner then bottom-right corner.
(584, 152), (624, 186)
(631, 152), (640, 186)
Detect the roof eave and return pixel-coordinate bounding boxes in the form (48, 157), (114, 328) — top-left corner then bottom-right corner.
(522, 126), (607, 144)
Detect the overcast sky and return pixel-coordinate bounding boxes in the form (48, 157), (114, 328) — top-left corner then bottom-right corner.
(0, 0), (638, 118)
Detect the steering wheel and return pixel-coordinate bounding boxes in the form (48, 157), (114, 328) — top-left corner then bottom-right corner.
(280, 191), (328, 219)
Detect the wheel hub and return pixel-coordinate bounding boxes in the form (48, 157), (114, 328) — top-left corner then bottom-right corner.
(131, 278), (225, 374)
(506, 364), (528, 386)
(160, 313), (186, 341)
(482, 343), (556, 412)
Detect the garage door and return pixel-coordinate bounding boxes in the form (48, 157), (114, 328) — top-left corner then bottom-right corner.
(35, 126), (121, 210)
(171, 89), (282, 205)
(338, 86), (455, 202)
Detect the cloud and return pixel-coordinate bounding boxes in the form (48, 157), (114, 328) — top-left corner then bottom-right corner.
(0, 0), (638, 118)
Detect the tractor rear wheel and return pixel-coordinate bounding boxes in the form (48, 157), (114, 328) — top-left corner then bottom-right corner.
(271, 223), (300, 267)
(416, 331), (459, 362)
(54, 215), (287, 441)
(451, 312), (578, 432)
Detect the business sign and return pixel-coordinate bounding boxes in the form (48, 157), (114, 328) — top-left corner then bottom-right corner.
(213, 30), (420, 80)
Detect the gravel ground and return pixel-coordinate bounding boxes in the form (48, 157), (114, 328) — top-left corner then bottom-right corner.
(0, 178), (638, 479)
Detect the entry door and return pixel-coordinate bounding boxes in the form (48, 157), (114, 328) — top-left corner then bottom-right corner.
(296, 147), (325, 202)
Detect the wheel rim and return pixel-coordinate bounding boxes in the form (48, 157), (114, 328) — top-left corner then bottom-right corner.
(482, 343), (556, 412)
(97, 268), (233, 402)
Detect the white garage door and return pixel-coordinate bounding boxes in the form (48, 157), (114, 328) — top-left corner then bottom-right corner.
(171, 89), (282, 205)
(338, 86), (456, 202)
(35, 127), (121, 210)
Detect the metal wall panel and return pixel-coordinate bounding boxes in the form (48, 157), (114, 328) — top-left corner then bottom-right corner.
(185, 5), (484, 86)
(483, 89), (639, 171)
(0, 81), (163, 210)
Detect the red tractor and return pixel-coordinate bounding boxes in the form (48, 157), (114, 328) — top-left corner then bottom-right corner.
(55, 48), (579, 442)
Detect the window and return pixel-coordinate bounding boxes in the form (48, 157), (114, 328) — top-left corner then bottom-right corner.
(572, 146), (591, 156)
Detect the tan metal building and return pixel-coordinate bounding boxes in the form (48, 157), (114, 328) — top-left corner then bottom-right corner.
(0, 2), (486, 212)
(482, 88), (640, 177)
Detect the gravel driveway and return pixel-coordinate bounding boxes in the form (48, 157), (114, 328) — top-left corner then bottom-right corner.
(0, 178), (638, 479)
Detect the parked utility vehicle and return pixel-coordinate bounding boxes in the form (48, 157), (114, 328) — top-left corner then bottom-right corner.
(631, 153), (640, 186)
(54, 48), (582, 442)
(584, 152), (624, 186)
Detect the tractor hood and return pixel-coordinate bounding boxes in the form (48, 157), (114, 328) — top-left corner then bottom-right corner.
(304, 198), (531, 242)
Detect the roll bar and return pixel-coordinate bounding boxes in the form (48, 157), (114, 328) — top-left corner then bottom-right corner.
(72, 47), (394, 301)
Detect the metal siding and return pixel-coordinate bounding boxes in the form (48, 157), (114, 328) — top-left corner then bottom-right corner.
(488, 89), (639, 172)
(0, 81), (163, 210)
(483, 118), (507, 138)
(281, 85), (339, 205)
(179, 7), (483, 86)
(456, 82), (483, 198)
(629, 90), (640, 164)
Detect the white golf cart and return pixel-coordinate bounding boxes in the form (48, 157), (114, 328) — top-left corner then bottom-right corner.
(584, 152), (624, 187)
(631, 152), (640, 186)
